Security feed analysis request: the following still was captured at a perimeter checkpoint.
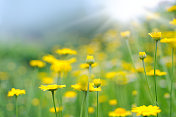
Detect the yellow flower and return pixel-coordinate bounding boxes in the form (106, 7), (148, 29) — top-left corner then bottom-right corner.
(39, 84), (66, 91)
(167, 5), (176, 12)
(30, 60), (45, 68)
(49, 107), (63, 113)
(80, 63), (97, 69)
(148, 32), (161, 40)
(146, 69), (167, 76)
(8, 88), (26, 97)
(88, 107), (95, 114)
(139, 52), (146, 60)
(64, 91), (77, 98)
(120, 31), (130, 38)
(55, 48), (77, 55)
(109, 108), (131, 117)
(93, 79), (102, 88)
(42, 55), (56, 63)
(41, 77), (54, 84)
(132, 90), (138, 96)
(106, 72), (117, 79)
(170, 19), (176, 25)
(109, 99), (117, 106)
(132, 105), (161, 116)
(86, 55), (95, 65)
(161, 38), (176, 48)
(71, 83), (101, 92)
(50, 60), (72, 73)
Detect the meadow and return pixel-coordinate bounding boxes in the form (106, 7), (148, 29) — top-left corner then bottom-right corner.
(1, 3), (176, 117)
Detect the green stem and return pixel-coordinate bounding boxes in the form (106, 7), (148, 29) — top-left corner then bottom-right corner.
(85, 64), (92, 117)
(15, 95), (18, 117)
(154, 40), (158, 106)
(170, 48), (174, 117)
(142, 59), (155, 104)
(97, 91), (99, 117)
(51, 91), (58, 117)
(80, 92), (87, 117)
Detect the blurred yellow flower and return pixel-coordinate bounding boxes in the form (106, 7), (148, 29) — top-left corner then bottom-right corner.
(80, 63), (97, 69)
(148, 32), (161, 40)
(39, 84), (66, 91)
(109, 99), (117, 106)
(161, 38), (176, 48)
(170, 19), (176, 25)
(42, 77), (54, 84)
(49, 107), (63, 113)
(120, 31), (130, 38)
(42, 54), (56, 63)
(164, 93), (170, 99)
(106, 72), (117, 79)
(55, 48), (77, 55)
(93, 79), (102, 88)
(132, 90), (138, 96)
(86, 55), (95, 65)
(132, 105), (161, 116)
(139, 52), (146, 60)
(30, 60), (45, 68)
(109, 108), (131, 117)
(88, 107), (95, 114)
(8, 88), (25, 97)
(146, 69), (167, 76)
(167, 5), (176, 12)
(71, 83), (101, 92)
(64, 91), (77, 98)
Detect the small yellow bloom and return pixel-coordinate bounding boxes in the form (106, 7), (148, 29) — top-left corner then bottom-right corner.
(39, 84), (66, 91)
(55, 48), (77, 55)
(109, 99), (117, 106)
(42, 55), (56, 63)
(64, 91), (77, 98)
(86, 55), (95, 65)
(139, 52), (146, 60)
(132, 105), (161, 116)
(71, 83), (101, 92)
(49, 107), (63, 113)
(80, 63), (97, 69)
(88, 107), (95, 114)
(30, 60), (45, 68)
(106, 72), (117, 79)
(146, 69), (167, 76)
(109, 108), (131, 117)
(8, 88), (26, 97)
(41, 77), (54, 84)
(93, 79), (102, 88)
(132, 90), (138, 96)
(120, 31), (130, 38)
(170, 19), (176, 25)
(148, 32), (161, 40)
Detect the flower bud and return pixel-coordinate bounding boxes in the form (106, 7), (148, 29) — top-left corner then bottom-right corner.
(86, 55), (95, 65)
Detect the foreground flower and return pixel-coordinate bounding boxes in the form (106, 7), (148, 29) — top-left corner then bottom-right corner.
(55, 48), (77, 55)
(109, 108), (131, 117)
(86, 55), (95, 65)
(148, 32), (161, 40)
(93, 79), (102, 88)
(39, 84), (66, 91)
(132, 105), (161, 116)
(30, 60), (45, 68)
(146, 69), (167, 76)
(8, 88), (25, 117)
(8, 88), (25, 97)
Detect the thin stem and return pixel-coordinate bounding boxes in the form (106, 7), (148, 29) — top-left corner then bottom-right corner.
(51, 91), (57, 117)
(97, 91), (99, 117)
(154, 40), (158, 106)
(142, 59), (155, 104)
(85, 64), (92, 117)
(170, 48), (174, 117)
(15, 95), (18, 117)
(80, 92), (87, 117)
